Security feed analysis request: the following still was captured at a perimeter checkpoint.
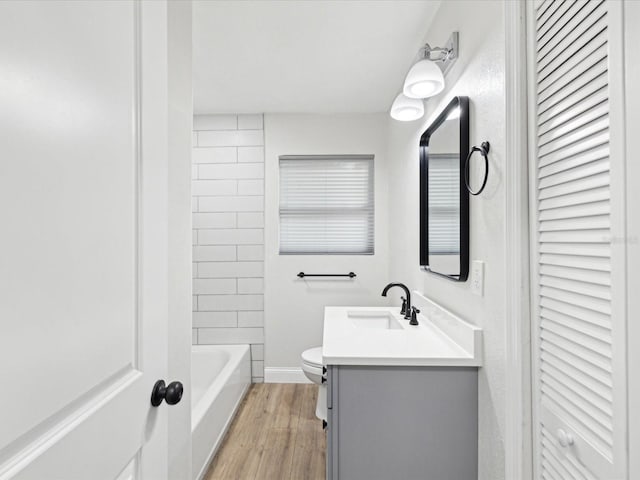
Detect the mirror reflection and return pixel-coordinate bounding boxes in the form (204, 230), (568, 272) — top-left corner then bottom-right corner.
(420, 96), (469, 281)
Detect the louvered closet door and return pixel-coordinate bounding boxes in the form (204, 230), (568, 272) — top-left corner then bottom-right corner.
(529, 0), (627, 479)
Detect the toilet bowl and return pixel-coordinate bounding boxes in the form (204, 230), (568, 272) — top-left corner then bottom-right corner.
(301, 346), (327, 421)
(301, 346), (324, 384)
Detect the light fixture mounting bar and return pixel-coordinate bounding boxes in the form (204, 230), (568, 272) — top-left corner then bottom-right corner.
(419, 31), (458, 76)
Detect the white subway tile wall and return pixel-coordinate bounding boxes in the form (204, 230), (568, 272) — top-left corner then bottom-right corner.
(192, 114), (265, 382)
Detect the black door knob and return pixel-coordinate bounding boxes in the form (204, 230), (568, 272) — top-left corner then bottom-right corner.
(151, 380), (184, 407)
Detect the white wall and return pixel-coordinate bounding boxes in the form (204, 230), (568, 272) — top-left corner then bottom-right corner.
(264, 114), (390, 379)
(191, 114), (265, 383)
(386, 2), (506, 479)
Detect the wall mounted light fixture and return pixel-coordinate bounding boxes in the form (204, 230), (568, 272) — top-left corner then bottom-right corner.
(390, 93), (425, 121)
(390, 32), (459, 121)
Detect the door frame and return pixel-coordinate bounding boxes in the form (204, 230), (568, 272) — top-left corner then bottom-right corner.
(167, 1), (193, 479)
(504, 1), (533, 479)
(623, 1), (639, 478)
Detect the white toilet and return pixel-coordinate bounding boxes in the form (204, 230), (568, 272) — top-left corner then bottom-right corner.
(301, 346), (324, 384)
(301, 346), (327, 420)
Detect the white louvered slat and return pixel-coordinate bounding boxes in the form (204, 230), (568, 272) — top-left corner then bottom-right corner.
(540, 275), (610, 300)
(541, 317), (612, 359)
(537, 5), (606, 75)
(541, 368), (612, 431)
(541, 427), (598, 480)
(538, 72), (607, 127)
(537, 1), (606, 69)
(538, 157), (609, 190)
(538, 214), (609, 231)
(539, 198), (609, 222)
(541, 397), (612, 453)
(536, 0), (555, 22)
(541, 331), (610, 377)
(538, 172), (609, 201)
(538, 146), (609, 180)
(538, 229), (610, 244)
(538, 101), (608, 146)
(540, 336), (612, 389)
(536, 0), (576, 44)
(530, 1), (624, 478)
(538, 26), (606, 85)
(539, 263), (610, 285)
(541, 351), (612, 401)
(538, 89), (608, 141)
(537, 42), (607, 97)
(540, 297), (610, 330)
(537, 0), (604, 60)
(541, 285), (610, 314)
(541, 450), (573, 480)
(539, 241), (609, 258)
(539, 199), (608, 222)
(538, 117), (609, 159)
(539, 199), (610, 220)
(541, 381), (613, 448)
(539, 253), (609, 273)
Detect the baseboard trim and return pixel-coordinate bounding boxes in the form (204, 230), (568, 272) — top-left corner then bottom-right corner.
(264, 367), (311, 384)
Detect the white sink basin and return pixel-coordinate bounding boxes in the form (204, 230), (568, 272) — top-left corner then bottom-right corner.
(348, 310), (404, 330)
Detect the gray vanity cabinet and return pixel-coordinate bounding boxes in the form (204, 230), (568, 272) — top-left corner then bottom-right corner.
(326, 365), (478, 480)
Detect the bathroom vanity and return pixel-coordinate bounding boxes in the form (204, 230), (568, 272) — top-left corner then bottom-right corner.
(322, 292), (482, 480)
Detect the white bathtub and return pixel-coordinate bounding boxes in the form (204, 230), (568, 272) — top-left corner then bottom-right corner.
(191, 344), (251, 480)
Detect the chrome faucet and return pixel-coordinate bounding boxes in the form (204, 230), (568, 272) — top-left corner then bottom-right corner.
(381, 283), (411, 320)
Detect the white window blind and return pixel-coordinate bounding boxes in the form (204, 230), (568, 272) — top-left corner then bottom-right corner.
(428, 153), (460, 255)
(279, 155), (374, 255)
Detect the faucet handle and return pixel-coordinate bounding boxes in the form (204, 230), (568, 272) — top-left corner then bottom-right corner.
(410, 307), (420, 326)
(400, 296), (407, 315)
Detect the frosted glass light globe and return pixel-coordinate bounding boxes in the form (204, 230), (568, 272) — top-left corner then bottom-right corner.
(390, 93), (424, 121)
(403, 59), (445, 99)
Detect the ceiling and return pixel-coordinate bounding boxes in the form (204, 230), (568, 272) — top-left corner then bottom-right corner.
(192, 0), (440, 114)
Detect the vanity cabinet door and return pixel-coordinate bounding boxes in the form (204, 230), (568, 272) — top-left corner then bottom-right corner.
(328, 365), (477, 480)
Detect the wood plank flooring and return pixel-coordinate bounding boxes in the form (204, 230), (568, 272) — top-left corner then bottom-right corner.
(204, 383), (326, 480)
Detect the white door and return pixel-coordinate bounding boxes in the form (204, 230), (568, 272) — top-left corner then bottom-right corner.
(0, 1), (177, 478)
(528, 0), (628, 478)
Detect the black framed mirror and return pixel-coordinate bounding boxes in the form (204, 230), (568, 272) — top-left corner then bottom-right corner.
(419, 96), (469, 281)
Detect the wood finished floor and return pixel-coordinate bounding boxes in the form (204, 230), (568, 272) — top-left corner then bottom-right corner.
(204, 383), (326, 480)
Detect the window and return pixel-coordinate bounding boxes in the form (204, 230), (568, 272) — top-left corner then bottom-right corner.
(279, 155), (374, 255)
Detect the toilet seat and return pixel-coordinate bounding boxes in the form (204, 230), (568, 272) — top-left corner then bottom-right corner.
(301, 346), (323, 367)
(301, 346), (324, 385)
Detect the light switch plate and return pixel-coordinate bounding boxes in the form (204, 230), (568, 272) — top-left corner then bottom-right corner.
(471, 260), (484, 296)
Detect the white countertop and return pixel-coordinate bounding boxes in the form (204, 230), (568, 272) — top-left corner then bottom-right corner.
(322, 292), (482, 367)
